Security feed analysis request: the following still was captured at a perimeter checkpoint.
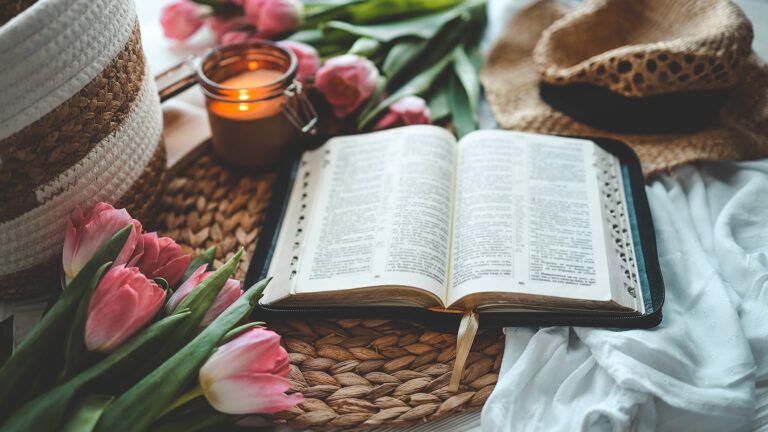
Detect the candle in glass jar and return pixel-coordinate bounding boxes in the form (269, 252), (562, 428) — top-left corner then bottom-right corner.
(208, 69), (286, 120)
(205, 68), (298, 168)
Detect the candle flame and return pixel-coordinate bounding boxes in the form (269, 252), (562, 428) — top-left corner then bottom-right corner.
(238, 89), (249, 101)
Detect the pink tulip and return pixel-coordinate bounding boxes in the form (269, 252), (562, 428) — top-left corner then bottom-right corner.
(134, 232), (191, 288)
(199, 328), (302, 414)
(63, 203), (143, 283)
(220, 30), (253, 45)
(160, 0), (205, 41)
(373, 96), (432, 130)
(85, 265), (165, 353)
(315, 55), (380, 118)
(277, 40), (320, 83)
(243, 0), (303, 38)
(167, 265), (243, 327)
(208, 15), (251, 42)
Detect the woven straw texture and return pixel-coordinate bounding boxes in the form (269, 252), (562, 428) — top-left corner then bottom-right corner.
(534, 0), (754, 97)
(154, 148), (504, 430)
(0, 143), (166, 299)
(481, 0), (768, 177)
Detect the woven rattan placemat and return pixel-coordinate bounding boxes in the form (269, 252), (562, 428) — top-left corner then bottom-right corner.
(155, 147), (504, 430)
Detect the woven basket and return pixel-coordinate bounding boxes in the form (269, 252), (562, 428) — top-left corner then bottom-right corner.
(0, 0), (166, 298)
(155, 148), (504, 430)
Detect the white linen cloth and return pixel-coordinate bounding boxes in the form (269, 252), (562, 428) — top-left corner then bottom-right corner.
(480, 1), (768, 431)
(483, 161), (768, 431)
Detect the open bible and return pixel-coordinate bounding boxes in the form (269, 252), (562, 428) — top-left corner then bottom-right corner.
(257, 126), (662, 322)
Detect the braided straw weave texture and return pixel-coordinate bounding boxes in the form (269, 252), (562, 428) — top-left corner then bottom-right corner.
(481, 0), (768, 176)
(534, 0), (754, 97)
(155, 149), (504, 430)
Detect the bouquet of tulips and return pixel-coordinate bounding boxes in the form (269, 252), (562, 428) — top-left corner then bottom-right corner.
(0, 203), (300, 431)
(161, 0), (487, 137)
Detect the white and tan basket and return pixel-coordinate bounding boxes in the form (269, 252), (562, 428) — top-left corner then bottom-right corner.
(0, 0), (166, 298)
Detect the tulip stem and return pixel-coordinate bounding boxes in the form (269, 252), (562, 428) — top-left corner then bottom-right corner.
(160, 385), (205, 417)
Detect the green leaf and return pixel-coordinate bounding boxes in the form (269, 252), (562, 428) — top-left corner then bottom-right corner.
(346, 0), (466, 23)
(152, 406), (232, 432)
(182, 247), (217, 282)
(452, 46), (480, 114)
(290, 27), (357, 55)
(323, 0), (483, 42)
(447, 70), (476, 138)
(358, 54), (454, 129)
(144, 249), (245, 369)
(347, 37), (381, 57)
(426, 84), (451, 121)
(357, 75), (389, 122)
(324, 13), (446, 42)
(60, 262), (112, 381)
(301, 0), (368, 27)
(60, 395), (114, 432)
(0, 225), (132, 417)
(94, 278), (272, 432)
(173, 249), (244, 330)
(382, 38), (427, 78)
(154, 278), (170, 291)
(0, 312), (190, 432)
(287, 29), (325, 45)
(0, 316), (12, 368)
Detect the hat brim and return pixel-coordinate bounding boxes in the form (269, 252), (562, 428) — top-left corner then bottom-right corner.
(480, 0), (768, 177)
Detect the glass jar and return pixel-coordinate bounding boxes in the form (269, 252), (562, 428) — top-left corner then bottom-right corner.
(158, 40), (317, 169)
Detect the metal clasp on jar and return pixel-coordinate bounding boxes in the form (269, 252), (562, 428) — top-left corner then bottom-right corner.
(281, 80), (317, 134)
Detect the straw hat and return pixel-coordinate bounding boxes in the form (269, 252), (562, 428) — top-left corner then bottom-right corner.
(481, 0), (768, 176)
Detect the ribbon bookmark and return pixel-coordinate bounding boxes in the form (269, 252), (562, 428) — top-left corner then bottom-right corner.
(449, 310), (480, 392)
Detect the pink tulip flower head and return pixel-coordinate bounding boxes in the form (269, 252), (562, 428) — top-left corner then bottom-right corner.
(220, 30), (253, 45)
(63, 203), (143, 284)
(167, 265), (243, 327)
(134, 232), (191, 288)
(315, 55), (380, 118)
(373, 96), (432, 130)
(277, 40), (320, 83)
(200, 328), (302, 414)
(244, 0), (304, 38)
(208, 15), (251, 43)
(160, 0), (205, 41)
(85, 265), (165, 353)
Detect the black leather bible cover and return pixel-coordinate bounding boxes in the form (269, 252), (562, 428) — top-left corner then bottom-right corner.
(245, 137), (664, 331)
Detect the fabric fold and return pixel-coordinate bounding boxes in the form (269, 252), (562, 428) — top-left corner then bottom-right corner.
(483, 160), (768, 431)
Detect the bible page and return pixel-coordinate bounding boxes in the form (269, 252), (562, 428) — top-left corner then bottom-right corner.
(289, 125), (457, 305)
(447, 130), (612, 307)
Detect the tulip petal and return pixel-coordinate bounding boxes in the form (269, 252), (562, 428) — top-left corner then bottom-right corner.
(63, 205), (139, 282)
(138, 232), (160, 271)
(200, 328), (282, 381)
(136, 233), (191, 287)
(201, 279), (242, 327)
(203, 373), (303, 414)
(167, 264), (207, 312)
(62, 217), (80, 280)
(85, 284), (139, 352)
(154, 255), (192, 287)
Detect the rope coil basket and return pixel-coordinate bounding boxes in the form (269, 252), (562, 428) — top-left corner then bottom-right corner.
(0, 0), (166, 298)
(155, 149), (504, 430)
